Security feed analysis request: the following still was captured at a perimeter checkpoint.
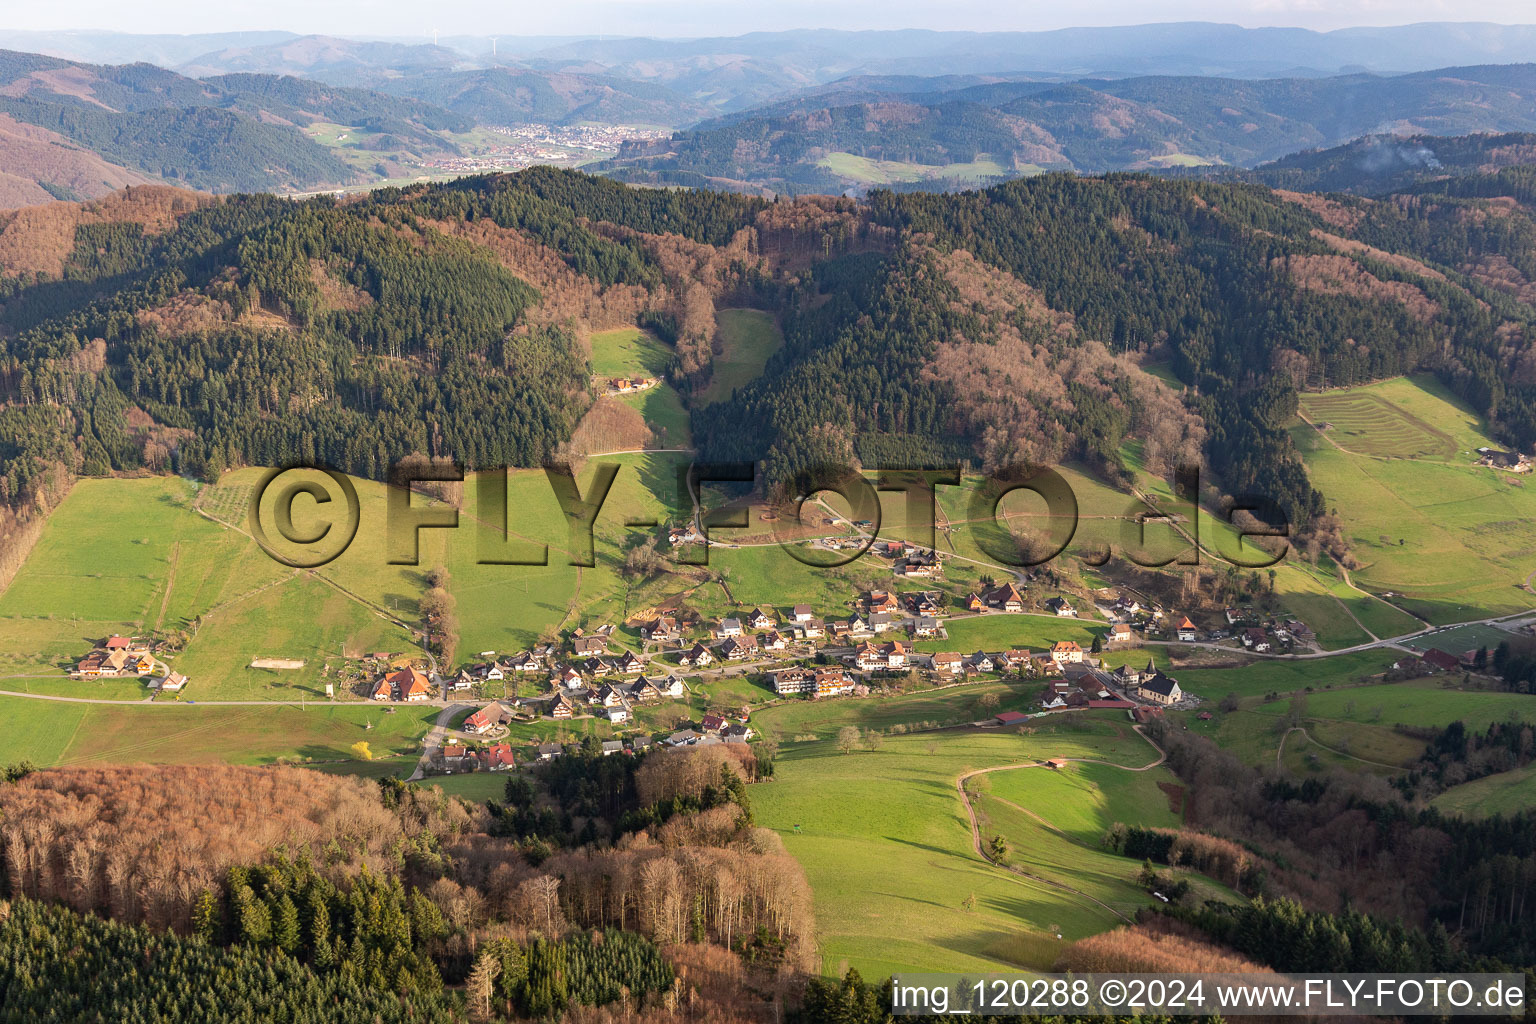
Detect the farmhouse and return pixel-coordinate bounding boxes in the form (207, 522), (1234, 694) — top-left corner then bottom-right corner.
(1422, 648), (1462, 673)
(386, 667), (433, 702)
(1176, 617), (1199, 642)
(985, 583), (1024, 612)
(370, 679), (393, 701)
(159, 672), (188, 692)
(463, 703), (509, 734)
(865, 591), (900, 614)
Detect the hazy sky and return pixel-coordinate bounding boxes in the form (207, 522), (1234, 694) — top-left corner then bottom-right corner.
(13, 0), (1536, 37)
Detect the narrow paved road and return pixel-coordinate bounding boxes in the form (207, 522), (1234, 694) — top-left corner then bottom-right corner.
(408, 702), (474, 781)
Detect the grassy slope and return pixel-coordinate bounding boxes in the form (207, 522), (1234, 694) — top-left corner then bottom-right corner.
(751, 716), (1161, 978)
(588, 325), (691, 447)
(1432, 761), (1536, 819)
(696, 309), (783, 407)
(1295, 375), (1536, 623)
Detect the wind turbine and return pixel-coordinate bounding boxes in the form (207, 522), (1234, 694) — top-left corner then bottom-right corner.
(432, 27), (439, 46)
(491, 37), (498, 57)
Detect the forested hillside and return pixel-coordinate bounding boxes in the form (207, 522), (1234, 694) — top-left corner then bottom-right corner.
(5, 164), (1536, 545)
(0, 49), (473, 197)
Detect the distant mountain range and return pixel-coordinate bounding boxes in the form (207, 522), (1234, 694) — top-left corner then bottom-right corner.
(600, 64), (1536, 193)
(12, 24), (1536, 203)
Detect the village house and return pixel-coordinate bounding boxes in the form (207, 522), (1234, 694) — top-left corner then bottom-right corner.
(441, 743), (469, 766)
(1477, 446), (1532, 472)
(548, 694), (576, 719)
(601, 740), (626, 757)
(507, 651), (541, 673)
(792, 604), (815, 623)
(482, 743), (517, 771)
(463, 703), (509, 734)
(1049, 640), (1084, 666)
(618, 651), (644, 674)
(760, 630), (790, 651)
(1242, 628), (1271, 652)
(701, 712), (728, 734)
(906, 592), (940, 616)
(716, 617), (743, 638)
(628, 677), (664, 702)
(865, 591), (900, 615)
(639, 617), (681, 644)
(968, 650), (995, 673)
(985, 583), (1025, 612)
(720, 635), (759, 660)
(797, 617), (827, 640)
(596, 684), (627, 708)
(932, 652), (963, 675)
(655, 674), (686, 698)
(370, 678), (393, 701)
(572, 633), (607, 657)
(1109, 622), (1133, 644)
(746, 607), (775, 630)
(1284, 619), (1316, 643)
(998, 649), (1032, 673)
(1046, 597), (1077, 617)
(606, 704), (631, 724)
(559, 666), (583, 688)
(537, 742), (562, 761)
(1175, 617), (1199, 642)
(963, 593), (985, 612)
(909, 615), (941, 638)
(159, 672), (188, 692)
(449, 669), (478, 692)
(679, 643), (714, 667)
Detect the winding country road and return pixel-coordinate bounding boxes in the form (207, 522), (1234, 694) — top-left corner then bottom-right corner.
(952, 725), (1168, 924)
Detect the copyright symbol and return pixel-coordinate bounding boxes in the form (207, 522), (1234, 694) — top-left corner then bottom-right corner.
(1100, 980), (1127, 1008)
(248, 466), (360, 568)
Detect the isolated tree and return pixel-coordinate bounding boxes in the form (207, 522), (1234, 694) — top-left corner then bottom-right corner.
(836, 726), (860, 754)
(351, 741), (373, 761)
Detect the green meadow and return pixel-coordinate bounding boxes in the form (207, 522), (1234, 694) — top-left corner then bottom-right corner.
(0, 695), (436, 768)
(696, 309), (783, 406)
(1295, 375), (1536, 623)
(751, 717), (1163, 978)
(1432, 761), (1536, 819)
(588, 325), (691, 448)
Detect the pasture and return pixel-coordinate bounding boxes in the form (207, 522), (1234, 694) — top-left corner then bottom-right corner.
(751, 718), (1163, 978)
(1432, 761), (1536, 819)
(696, 309), (783, 406)
(1293, 375), (1536, 623)
(0, 696), (436, 768)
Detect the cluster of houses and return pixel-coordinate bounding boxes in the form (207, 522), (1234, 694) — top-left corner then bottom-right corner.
(371, 666), (434, 702)
(1394, 645), (1494, 676)
(74, 635), (154, 678)
(73, 635), (188, 692)
(605, 376), (658, 395)
(1040, 658), (1186, 711)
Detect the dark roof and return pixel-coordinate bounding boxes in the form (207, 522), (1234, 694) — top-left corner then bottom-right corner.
(1140, 672), (1180, 697)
